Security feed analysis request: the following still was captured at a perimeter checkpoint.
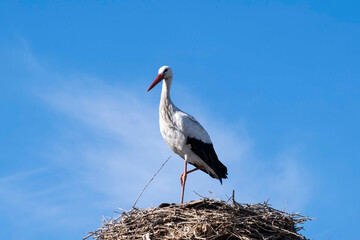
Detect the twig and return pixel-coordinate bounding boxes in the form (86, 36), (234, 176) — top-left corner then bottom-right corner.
(226, 190), (235, 203)
(209, 191), (221, 201)
(132, 156), (171, 209)
(193, 190), (206, 198)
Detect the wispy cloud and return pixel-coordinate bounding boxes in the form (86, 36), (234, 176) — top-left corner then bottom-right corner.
(40, 74), (313, 211)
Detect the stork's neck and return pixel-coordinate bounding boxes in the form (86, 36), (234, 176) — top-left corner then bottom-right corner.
(160, 77), (173, 106)
(160, 76), (179, 119)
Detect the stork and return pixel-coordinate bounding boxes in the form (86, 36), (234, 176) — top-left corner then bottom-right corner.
(147, 66), (228, 204)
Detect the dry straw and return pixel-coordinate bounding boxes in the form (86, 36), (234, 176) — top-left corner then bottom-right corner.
(84, 195), (310, 240)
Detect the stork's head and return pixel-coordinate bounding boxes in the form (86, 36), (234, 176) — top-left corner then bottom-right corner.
(147, 66), (173, 92)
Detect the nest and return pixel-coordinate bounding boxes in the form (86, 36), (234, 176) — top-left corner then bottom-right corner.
(84, 198), (310, 240)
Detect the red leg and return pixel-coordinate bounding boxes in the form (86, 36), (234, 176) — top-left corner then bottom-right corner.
(187, 167), (201, 174)
(180, 165), (204, 204)
(180, 159), (188, 204)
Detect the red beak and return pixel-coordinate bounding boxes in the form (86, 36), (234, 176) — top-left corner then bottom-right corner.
(147, 74), (164, 92)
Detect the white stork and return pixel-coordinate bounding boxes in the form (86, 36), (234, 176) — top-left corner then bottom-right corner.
(147, 66), (228, 204)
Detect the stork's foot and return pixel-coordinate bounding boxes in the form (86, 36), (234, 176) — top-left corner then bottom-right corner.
(180, 167), (204, 186)
(180, 172), (187, 187)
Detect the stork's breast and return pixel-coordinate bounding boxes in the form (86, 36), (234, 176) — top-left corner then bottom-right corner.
(160, 124), (186, 157)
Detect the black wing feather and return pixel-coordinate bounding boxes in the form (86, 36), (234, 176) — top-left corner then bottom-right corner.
(186, 137), (228, 183)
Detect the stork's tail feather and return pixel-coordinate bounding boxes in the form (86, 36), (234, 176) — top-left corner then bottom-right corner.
(187, 137), (228, 184)
(216, 162), (228, 184)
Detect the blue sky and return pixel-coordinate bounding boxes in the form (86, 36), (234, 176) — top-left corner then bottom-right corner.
(0, 0), (359, 239)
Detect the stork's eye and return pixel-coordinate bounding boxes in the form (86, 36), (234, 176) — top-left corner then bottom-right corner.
(164, 68), (168, 73)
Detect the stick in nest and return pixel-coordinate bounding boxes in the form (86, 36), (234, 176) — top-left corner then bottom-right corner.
(132, 156), (171, 209)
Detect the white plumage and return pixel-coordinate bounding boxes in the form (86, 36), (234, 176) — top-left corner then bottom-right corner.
(147, 66), (227, 203)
